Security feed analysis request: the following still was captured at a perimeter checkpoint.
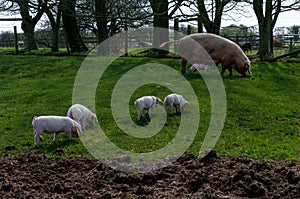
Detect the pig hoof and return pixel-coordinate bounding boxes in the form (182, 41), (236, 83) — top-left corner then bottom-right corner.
(181, 70), (186, 74)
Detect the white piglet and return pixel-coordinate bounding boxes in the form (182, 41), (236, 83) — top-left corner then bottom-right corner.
(189, 63), (210, 72)
(67, 104), (97, 130)
(134, 96), (162, 120)
(163, 93), (190, 114)
(32, 116), (82, 147)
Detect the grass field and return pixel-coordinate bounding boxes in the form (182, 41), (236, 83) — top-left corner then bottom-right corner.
(0, 54), (299, 160)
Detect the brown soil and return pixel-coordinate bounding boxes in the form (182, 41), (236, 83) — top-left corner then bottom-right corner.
(0, 150), (299, 199)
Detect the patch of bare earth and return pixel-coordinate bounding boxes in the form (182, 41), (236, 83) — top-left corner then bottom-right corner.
(0, 150), (299, 199)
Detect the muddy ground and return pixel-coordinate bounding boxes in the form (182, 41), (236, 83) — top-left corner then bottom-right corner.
(0, 150), (299, 199)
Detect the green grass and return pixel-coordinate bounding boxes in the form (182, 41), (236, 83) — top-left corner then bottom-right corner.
(218, 62), (300, 160)
(0, 54), (299, 160)
(0, 55), (90, 157)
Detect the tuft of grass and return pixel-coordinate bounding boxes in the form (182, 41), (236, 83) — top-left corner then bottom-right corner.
(0, 54), (299, 160)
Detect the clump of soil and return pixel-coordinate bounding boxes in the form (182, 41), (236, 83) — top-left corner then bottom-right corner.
(0, 150), (299, 198)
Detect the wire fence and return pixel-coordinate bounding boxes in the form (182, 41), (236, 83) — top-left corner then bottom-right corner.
(0, 25), (300, 54)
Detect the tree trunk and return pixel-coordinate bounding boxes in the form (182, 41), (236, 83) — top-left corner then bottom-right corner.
(257, 24), (272, 60)
(44, 1), (62, 52)
(51, 26), (60, 52)
(255, 0), (273, 60)
(18, 0), (44, 50)
(253, 0), (281, 60)
(62, 0), (88, 53)
(95, 0), (109, 43)
(197, 0), (226, 34)
(95, 0), (109, 54)
(21, 23), (38, 50)
(149, 0), (169, 47)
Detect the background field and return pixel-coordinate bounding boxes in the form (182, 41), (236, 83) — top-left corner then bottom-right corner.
(0, 55), (299, 160)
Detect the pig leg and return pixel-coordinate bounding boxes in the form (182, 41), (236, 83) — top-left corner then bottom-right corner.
(180, 104), (185, 113)
(80, 120), (86, 131)
(66, 132), (74, 141)
(227, 66), (233, 76)
(169, 103), (174, 114)
(53, 133), (59, 142)
(181, 58), (187, 74)
(145, 108), (149, 116)
(34, 131), (40, 147)
(163, 103), (168, 115)
(137, 110), (142, 121)
(176, 104), (180, 112)
(150, 107), (154, 117)
(220, 66), (227, 76)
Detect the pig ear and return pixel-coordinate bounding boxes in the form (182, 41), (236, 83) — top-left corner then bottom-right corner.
(156, 98), (163, 103)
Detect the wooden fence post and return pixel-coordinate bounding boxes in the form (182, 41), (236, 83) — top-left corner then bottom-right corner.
(124, 21), (128, 57)
(13, 26), (19, 55)
(174, 18), (179, 53)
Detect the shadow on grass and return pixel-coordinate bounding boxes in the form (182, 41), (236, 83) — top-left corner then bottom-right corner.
(134, 113), (151, 126)
(37, 137), (80, 155)
(133, 111), (183, 127)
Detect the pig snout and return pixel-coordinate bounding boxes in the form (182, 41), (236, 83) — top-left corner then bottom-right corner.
(246, 63), (252, 75)
(189, 66), (198, 72)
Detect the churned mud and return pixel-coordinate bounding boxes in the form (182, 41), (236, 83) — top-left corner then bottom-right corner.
(0, 150), (299, 198)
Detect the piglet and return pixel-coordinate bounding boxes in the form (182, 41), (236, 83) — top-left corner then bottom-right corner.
(32, 116), (82, 147)
(67, 104), (97, 130)
(134, 96), (162, 120)
(163, 93), (190, 114)
(189, 63), (210, 72)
